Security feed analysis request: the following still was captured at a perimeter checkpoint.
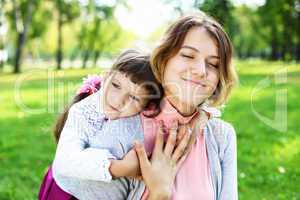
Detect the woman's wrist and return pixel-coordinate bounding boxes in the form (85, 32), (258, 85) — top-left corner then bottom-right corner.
(148, 187), (171, 200)
(148, 191), (170, 200)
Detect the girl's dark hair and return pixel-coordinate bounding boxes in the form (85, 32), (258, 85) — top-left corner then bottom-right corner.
(53, 49), (163, 143)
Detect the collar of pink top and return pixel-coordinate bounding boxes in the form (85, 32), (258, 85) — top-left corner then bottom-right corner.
(154, 98), (198, 130)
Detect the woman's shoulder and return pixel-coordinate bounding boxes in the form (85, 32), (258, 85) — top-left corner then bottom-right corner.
(207, 118), (236, 136)
(206, 118), (236, 159)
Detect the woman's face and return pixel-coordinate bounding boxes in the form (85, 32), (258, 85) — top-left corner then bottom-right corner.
(163, 26), (220, 111)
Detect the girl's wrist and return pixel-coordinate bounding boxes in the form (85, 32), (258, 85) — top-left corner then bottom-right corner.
(109, 159), (124, 178)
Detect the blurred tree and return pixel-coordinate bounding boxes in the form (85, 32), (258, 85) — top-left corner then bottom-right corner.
(199, 0), (237, 41)
(55, 0), (80, 70)
(77, 0), (127, 68)
(258, 0), (300, 60)
(232, 5), (268, 58)
(296, 1), (300, 60)
(6, 0), (51, 73)
(0, 0), (5, 72)
(92, 18), (121, 66)
(10, 0), (34, 73)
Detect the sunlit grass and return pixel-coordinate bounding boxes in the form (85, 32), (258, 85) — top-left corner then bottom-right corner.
(0, 60), (299, 199)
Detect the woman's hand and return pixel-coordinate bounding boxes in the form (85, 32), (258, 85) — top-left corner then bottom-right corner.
(176, 110), (209, 156)
(134, 121), (192, 200)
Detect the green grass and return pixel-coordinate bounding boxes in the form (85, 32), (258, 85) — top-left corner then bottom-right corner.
(0, 60), (299, 199)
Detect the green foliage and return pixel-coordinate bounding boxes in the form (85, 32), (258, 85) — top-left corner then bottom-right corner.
(0, 60), (299, 199)
(199, 0), (300, 60)
(200, 0), (237, 38)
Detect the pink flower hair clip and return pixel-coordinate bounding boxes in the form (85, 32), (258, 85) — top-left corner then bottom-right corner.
(76, 74), (102, 95)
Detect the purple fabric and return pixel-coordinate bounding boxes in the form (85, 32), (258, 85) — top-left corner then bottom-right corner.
(38, 166), (77, 200)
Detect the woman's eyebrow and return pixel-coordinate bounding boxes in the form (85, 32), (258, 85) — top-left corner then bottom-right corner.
(181, 45), (199, 52)
(181, 45), (220, 59)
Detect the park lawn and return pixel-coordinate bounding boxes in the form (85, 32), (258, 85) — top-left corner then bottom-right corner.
(0, 60), (299, 200)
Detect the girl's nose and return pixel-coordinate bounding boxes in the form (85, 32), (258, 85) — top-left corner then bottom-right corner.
(116, 92), (127, 109)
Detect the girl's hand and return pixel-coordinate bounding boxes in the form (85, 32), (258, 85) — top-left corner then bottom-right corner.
(134, 121), (192, 200)
(109, 149), (141, 179)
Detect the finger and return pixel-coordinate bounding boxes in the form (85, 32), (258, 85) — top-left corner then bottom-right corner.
(134, 141), (150, 173)
(188, 112), (200, 131)
(164, 120), (178, 157)
(187, 111), (207, 139)
(152, 121), (164, 156)
(175, 153), (188, 171)
(185, 132), (197, 156)
(176, 124), (186, 145)
(171, 128), (191, 162)
(190, 111), (200, 126)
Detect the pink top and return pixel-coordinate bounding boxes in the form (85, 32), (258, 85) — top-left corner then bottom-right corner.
(140, 98), (214, 200)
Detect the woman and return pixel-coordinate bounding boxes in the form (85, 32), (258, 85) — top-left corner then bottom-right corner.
(52, 11), (238, 200)
(134, 12), (238, 200)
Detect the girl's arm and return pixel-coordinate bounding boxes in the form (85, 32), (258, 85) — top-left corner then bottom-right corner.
(53, 105), (116, 182)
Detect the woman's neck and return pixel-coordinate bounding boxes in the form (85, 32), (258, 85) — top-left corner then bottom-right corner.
(164, 95), (197, 117)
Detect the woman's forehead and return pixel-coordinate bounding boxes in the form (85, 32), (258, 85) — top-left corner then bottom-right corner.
(181, 26), (219, 58)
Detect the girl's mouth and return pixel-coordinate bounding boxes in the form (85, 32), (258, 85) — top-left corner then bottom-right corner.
(109, 104), (120, 112)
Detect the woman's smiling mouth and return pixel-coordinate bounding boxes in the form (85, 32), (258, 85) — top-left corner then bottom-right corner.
(182, 77), (206, 87)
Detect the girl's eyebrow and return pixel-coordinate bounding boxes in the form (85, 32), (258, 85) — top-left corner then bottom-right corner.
(181, 45), (220, 59)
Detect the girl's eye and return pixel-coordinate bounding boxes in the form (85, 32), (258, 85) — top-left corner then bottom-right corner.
(180, 53), (194, 59)
(129, 95), (140, 102)
(112, 82), (121, 89)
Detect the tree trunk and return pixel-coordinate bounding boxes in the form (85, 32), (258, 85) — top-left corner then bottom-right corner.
(270, 39), (280, 60)
(12, 0), (33, 74)
(14, 32), (26, 73)
(81, 50), (90, 69)
(93, 50), (101, 67)
(56, 7), (63, 70)
(296, 43), (300, 61)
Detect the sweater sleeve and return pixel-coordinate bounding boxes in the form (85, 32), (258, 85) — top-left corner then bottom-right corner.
(219, 124), (238, 200)
(52, 105), (116, 182)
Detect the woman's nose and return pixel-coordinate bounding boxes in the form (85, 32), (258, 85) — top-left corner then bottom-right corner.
(192, 59), (207, 77)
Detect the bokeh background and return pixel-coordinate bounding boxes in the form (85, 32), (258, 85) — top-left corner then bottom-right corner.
(0, 0), (299, 199)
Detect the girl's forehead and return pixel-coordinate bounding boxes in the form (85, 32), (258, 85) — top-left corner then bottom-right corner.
(112, 71), (149, 96)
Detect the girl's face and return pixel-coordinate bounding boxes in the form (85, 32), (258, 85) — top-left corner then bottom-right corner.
(163, 26), (220, 111)
(102, 71), (149, 119)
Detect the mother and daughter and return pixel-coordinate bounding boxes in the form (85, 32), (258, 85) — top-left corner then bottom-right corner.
(39, 11), (238, 200)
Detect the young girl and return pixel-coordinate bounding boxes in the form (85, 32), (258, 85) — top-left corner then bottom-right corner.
(39, 49), (164, 200)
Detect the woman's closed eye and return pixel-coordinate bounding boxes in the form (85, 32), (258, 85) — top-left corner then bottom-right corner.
(207, 62), (218, 68)
(180, 53), (194, 59)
